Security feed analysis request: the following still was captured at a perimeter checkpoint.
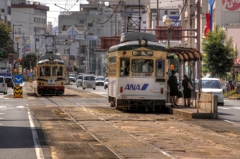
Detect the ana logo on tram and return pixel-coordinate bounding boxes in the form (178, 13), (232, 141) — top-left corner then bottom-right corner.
(124, 84), (149, 90)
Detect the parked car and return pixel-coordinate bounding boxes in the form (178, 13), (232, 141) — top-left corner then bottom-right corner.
(82, 74), (96, 90)
(200, 78), (224, 106)
(5, 76), (13, 88)
(104, 78), (108, 89)
(0, 76), (8, 94)
(95, 76), (105, 86)
(76, 74), (83, 87)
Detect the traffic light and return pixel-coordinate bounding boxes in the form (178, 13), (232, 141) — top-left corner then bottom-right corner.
(0, 50), (3, 55)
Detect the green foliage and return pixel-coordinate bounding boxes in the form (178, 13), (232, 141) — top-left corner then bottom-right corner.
(202, 25), (237, 78)
(23, 53), (37, 69)
(74, 65), (79, 72)
(0, 21), (13, 57)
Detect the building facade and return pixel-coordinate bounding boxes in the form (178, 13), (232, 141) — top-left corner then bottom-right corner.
(213, 0), (240, 56)
(11, 0), (49, 57)
(0, 0), (11, 25)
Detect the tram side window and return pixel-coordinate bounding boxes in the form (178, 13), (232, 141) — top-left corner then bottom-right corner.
(120, 58), (130, 77)
(156, 60), (165, 77)
(52, 66), (63, 76)
(40, 66), (50, 76)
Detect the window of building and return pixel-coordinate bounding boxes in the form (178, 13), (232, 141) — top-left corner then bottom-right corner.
(88, 23), (93, 27)
(142, 21), (146, 24)
(79, 19), (85, 24)
(7, 6), (11, 15)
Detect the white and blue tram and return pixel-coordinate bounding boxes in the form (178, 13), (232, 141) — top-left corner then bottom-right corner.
(107, 32), (168, 111)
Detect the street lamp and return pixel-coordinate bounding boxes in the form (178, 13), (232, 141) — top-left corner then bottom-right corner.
(15, 36), (21, 58)
(165, 19), (173, 48)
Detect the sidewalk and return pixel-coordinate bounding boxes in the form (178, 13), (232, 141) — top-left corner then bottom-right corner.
(228, 94), (240, 100)
(166, 97), (217, 119)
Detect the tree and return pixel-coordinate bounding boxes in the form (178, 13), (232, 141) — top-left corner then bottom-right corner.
(202, 25), (237, 78)
(0, 21), (13, 58)
(23, 53), (37, 69)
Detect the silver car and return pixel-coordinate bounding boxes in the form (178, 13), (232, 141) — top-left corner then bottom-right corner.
(82, 74), (96, 90)
(0, 76), (8, 94)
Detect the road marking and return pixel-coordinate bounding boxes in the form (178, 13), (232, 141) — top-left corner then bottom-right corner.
(28, 110), (45, 159)
(218, 107), (230, 109)
(16, 106), (24, 108)
(0, 113), (5, 114)
(231, 107), (240, 109)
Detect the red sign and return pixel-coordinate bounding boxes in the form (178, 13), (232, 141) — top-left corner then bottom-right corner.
(222, 0), (240, 11)
(8, 55), (13, 64)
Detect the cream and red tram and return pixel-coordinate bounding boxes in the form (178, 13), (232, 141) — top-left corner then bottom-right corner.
(107, 32), (168, 111)
(32, 52), (66, 96)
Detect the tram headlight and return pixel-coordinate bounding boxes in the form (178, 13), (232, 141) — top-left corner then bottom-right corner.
(138, 38), (148, 47)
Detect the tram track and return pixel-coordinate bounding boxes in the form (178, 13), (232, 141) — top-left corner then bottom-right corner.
(38, 95), (176, 159)
(40, 96), (124, 159)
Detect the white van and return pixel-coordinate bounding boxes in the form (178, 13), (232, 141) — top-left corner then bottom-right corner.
(0, 76), (8, 94)
(76, 74), (83, 87)
(201, 78), (224, 106)
(82, 74), (96, 90)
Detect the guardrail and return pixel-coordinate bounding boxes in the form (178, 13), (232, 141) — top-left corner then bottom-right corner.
(196, 92), (218, 113)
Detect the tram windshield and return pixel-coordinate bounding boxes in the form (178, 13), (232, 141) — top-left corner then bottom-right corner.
(52, 66), (63, 76)
(40, 66), (50, 76)
(132, 59), (153, 73)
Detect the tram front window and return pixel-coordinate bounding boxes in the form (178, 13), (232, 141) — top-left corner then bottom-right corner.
(52, 66), (63, 76)
(40, 66), (50, 76)
(132, 59), (153, 76)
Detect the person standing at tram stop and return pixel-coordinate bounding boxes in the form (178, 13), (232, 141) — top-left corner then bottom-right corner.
(182, 75), (192, 107)
(142, 60), (150, 72)
(168, 70), (179, 107)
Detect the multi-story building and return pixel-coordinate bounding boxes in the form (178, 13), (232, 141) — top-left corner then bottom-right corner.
(213, 0), (240, 56)
(0, 0), (11, 25)
(58, 0), (122, 74)
(0, 0), (11, 73)
(11, 0), (49, 57)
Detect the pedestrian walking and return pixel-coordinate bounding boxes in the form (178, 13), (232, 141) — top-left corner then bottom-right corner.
(182, 75), (192, 107)
(226, 81), (231, 98)
(168, 70), (179, 107)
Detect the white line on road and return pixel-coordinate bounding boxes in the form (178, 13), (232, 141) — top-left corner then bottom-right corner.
(231, 107), (240, 109)
(218, 107), (230, 109)
(28, 110), (45, 159)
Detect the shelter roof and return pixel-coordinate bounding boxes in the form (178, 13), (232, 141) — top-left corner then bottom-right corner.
(167, 47), (202, 62)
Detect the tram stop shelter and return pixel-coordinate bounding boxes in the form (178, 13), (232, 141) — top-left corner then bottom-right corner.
(167, 46), (203, 103)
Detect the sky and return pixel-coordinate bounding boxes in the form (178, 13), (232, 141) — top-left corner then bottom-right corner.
(38, 0), (88, 27)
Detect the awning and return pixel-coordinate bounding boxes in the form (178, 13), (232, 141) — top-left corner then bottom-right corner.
(167, 46), (202, 62)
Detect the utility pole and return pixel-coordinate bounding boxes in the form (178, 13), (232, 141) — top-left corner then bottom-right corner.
(138, 0), (141, 32)
(68, 35), (70, 84)
(34, 28), (37, 53)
